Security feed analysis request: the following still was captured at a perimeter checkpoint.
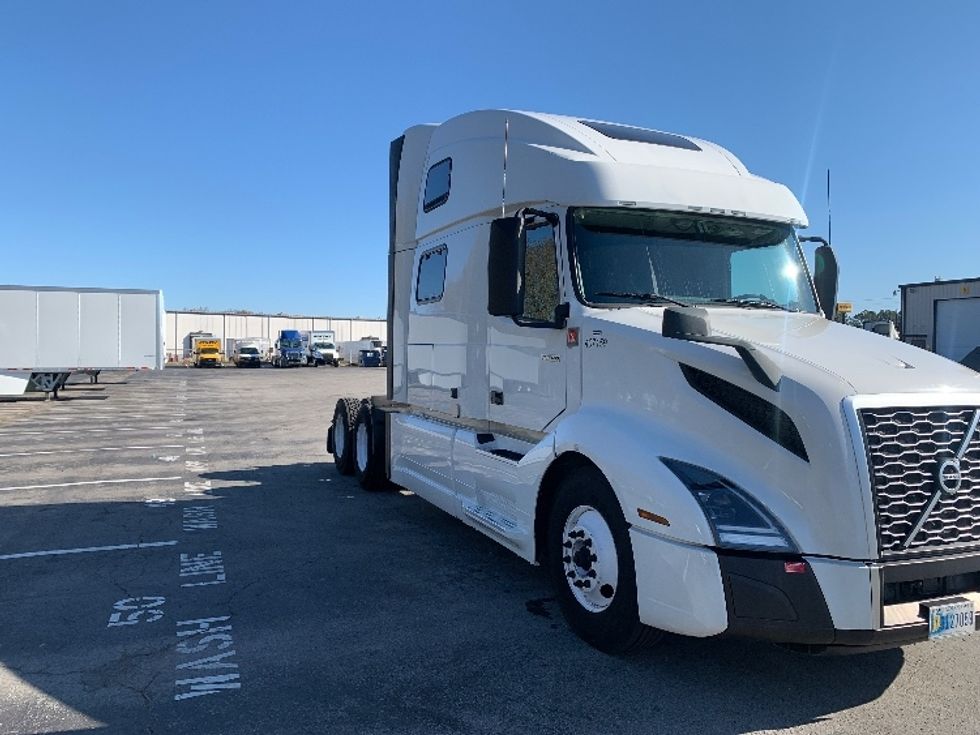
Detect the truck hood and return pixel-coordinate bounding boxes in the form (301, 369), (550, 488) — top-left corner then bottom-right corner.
(595, 307), (980, 395)
(584, 307), (980, 558)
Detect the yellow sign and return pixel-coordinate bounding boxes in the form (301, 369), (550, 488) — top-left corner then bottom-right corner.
(836, 302), (853, 314)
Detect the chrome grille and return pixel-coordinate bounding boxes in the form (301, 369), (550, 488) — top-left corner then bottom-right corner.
(860, 406), (980, 555)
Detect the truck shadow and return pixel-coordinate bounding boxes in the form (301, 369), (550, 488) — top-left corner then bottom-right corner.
(0, 460), (907, 735)
(200, 462), (906, 735)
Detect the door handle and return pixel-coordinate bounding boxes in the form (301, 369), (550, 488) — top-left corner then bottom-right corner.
(490, 390), (504, 405)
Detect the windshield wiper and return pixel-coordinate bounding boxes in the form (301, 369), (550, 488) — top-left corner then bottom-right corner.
(709, 295), (795, 312)
(596, 291), (690, 308)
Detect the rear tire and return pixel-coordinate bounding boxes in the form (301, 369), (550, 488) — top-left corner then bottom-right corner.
(331, 397), (360, 475)
(353, 402), (387, 490)
(547, 463), (663, 654)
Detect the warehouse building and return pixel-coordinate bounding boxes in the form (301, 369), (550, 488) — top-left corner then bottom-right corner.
(166, 309), (386, 361)
(900, 277), (980, 367)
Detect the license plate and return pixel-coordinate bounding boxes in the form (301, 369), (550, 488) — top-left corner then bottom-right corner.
(928, 600), (976, 640)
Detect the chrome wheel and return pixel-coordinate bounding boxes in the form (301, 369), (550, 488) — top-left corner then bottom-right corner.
(561, 505), (618, 612)
(335, 418), (346, 459)
(355, 422), (369, 473)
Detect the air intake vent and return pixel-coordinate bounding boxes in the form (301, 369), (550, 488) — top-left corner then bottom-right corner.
(681, 364), (808, 462)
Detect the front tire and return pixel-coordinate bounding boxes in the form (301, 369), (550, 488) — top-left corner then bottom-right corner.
(547, 464), (662, 654)
(331, 397), (360, 475)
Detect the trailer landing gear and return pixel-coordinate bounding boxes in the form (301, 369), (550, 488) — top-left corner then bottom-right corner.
(28, 372), (71, 400)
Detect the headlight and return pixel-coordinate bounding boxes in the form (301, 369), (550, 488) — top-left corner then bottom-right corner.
(661, 458), (797, 553)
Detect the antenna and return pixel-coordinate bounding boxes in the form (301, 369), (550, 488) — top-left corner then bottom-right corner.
(826, 168), (832, 247)
(501, 118), (509, 218)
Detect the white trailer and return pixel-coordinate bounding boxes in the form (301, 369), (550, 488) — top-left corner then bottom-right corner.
(864, 320), (900, 339)
(0, 285), (164, 397)
(328, 110), (980, 654)
(338, 337), (384, 365)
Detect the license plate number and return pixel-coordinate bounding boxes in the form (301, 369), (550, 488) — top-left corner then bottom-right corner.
(928, 600), (976, 640)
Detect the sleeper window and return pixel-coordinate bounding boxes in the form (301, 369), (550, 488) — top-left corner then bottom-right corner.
(423, 158), (452, 212)
(416, 246), (447, 303)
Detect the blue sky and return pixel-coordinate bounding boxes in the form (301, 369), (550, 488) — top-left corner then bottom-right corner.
(2, 2), (977, 317)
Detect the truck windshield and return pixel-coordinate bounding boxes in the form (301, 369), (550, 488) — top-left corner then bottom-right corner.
(240, 347), (259, 355)
(313, 343), (333, 350)
(202, 348), (219, 354)
(282, 340), (301, 349)
(570, 208), (818, 313)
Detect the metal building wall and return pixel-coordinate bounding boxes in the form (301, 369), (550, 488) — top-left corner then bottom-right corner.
(165, 311), (386, 360)
(901, 279), (980, 351)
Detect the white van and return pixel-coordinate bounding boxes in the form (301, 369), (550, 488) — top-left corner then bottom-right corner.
(328, 110), (980, 653)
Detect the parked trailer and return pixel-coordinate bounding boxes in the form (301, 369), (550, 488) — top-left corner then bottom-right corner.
(339, 337), (384, 365)
(0, 285), (164, 398)
(329, 110), (980, 654)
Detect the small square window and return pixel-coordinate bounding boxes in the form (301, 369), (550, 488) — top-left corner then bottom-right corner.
(416, 246), (447, 303)
(423, 158), (452, 212)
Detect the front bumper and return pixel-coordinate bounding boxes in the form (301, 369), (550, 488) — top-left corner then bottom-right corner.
(630, 528), (980, 652)
(721, 550), (980, 652)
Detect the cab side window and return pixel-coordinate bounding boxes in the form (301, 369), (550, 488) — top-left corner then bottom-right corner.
(521, 225), (560, 323)
(416, 246), (447, 303)
(422, 158), (452, 212)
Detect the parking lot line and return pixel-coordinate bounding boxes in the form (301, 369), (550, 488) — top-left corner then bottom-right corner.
(0, 426), (181, 436)
(0, 444), (185, 458)
(0, 539), (179, 561)
(0, 476), (182, 492)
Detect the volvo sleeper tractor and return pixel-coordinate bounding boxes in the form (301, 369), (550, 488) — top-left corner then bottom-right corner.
(328, 110), (980, 653)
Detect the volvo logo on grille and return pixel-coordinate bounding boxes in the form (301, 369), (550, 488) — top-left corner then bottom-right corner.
(903, 408), (980, 548)
(937, 458), (964, 496)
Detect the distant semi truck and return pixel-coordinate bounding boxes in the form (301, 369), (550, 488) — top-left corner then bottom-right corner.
(0, 285), (164, 398)
(274, 329), (306, 367)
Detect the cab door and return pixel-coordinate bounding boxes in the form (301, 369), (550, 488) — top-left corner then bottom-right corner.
(487, 213), (567, 433)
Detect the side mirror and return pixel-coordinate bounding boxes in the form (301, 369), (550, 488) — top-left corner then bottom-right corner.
(553, 302), (570, 328)
(813, 244), (839, 320)
(487, 216), (525, 317)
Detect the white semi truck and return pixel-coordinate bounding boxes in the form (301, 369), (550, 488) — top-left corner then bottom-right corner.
(0, 285), (164, 398)
(328, 110), (980, 653)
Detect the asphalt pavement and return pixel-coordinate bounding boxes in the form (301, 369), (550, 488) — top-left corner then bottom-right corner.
(0, 366), (978, 735)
